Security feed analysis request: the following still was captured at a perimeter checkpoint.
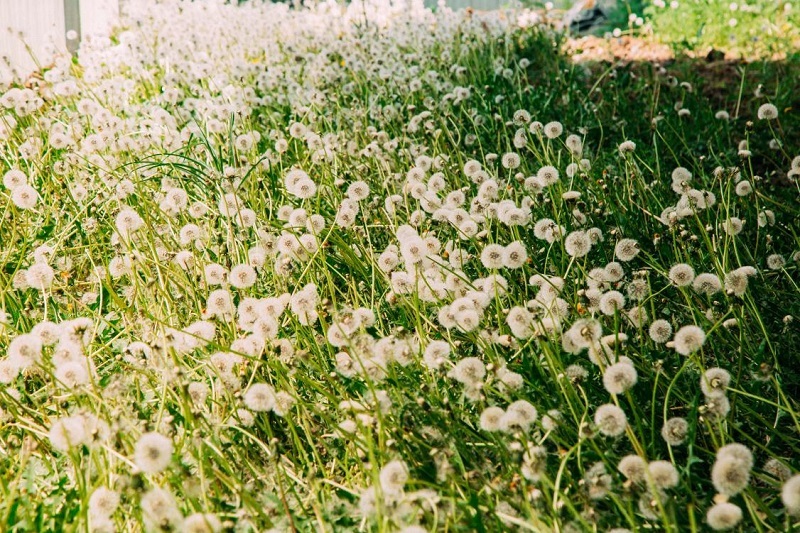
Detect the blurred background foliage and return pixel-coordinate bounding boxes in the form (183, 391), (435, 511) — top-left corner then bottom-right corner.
(435, 0), (799, 58)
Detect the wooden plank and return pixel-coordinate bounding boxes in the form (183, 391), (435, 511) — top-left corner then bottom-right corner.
(0, 0), (118, 85)
(0, 0), (66, 83)
(424, 0), (507, 9)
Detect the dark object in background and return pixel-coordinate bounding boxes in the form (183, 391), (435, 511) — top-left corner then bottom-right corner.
(569, 5), (608, 33)
(562, 0), (609, 34)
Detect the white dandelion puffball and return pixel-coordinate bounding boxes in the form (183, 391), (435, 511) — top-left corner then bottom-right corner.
(783, 475), (800, 516)
(618, 140), (636, 154)
(614, 239), (640, 261)
(229, 264), (257, 289)
(134, 432), (174, 474)
(757, 103), (778, 120)
(673, 325), (706, 355)
(544, 121), (563, 139)
(11, 184), (38, 209)
(3, 169), (27, 189)
(595, 404), (627, 437)
(243, 383), (276, 412)
(707, 502), (742, 530)
(603, 362), (638, 395)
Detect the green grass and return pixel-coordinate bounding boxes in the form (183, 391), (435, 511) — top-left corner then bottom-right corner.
(644, 0), (800, 57)
(0, 2), (799, 532)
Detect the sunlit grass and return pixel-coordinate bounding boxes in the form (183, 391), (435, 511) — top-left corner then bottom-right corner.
(0, 1), (799, 532)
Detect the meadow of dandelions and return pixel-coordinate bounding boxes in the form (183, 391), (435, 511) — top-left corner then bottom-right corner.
(1, 0), (799, 531)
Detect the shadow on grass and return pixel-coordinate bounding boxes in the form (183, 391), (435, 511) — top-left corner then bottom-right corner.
(563, 38), (800, 180)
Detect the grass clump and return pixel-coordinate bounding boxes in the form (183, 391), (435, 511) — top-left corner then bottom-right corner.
(0, 0), (799, 531)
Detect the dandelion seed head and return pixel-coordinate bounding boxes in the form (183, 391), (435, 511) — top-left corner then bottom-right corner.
(757, 103), (778, 120)
(11, 184), (38, 209)
(693, 273), (722, 295)
(502, 400), (538, 431)
(188, 382), (209, 406)
(513, 109), (531, 125)
(183, 513), (223, 533)
(648, 460), (679, 489)
(782, 475), (800, 515)
(618, 140), (636, 154)
(703, 395), (731, 420)
(564, 230), (591, 257)
(48, 415), (88, 452)
(536, 165), (559, 185)
(735, 180), (752, 196)
(614, 239), (640, 261)
(602, 361), (638, 394)
(463, 160), (482, 178)
(722, 217), (744, 236)
(2, 168), (27, 189)
(115, 208), (144, 236)
(673, 325), (706, 355)
(55, 361), (89, 388)
(32, 320), (61, 346)
(669, 263), (695, 286)
(594, 403), (627, 437)
(243, 383), (276, 412)
(480, 406), (505, 431)
(701, 368), (731, 398)
(618, 454), (647, 483)
(272, 391), (295, 417)
(661, 417), (689, 446)
(706, 502), (743, 531)
(584, 462), (613, 499)
(8, 333), (43, 368)
(626, 305), (648, 328)
(718, 443), (754, 470)
(449, 357), (486, 386)
(347, 180), (370, 200)
(379, 460), (409, 494)
(599, 291), (625, 316)
(626, 278), (650, 300)
(567, 318), (603, 349)
(763, 458), (791, 481)
(140, 488), (182, 531)
(565, 134), (582, 155)
(480, 244), (505, 270)
(544, 121), (563, 139)
(712, 444), (753, 496)
(501, 152), (521, 169)
(206, 289), (234, 318)
(134, 432), (173, 474)
(767, 254), (786, 270)
(423, 340), (450, 370)
(229, 264), (257, 289)
(89, 487), (120, 520)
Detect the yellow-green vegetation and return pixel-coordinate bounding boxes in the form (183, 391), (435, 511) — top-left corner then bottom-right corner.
(0, 1), (799, 531)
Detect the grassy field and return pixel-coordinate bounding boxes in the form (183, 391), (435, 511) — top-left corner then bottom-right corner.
(0, 1), (799, 531)
(645, 0), (800, 58)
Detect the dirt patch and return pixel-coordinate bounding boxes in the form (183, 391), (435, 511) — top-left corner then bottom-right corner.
(566, 35), (675, 64)
(564, 34), (795, 65)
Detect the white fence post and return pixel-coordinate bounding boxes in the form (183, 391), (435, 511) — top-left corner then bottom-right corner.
(64, 0), (81, 54)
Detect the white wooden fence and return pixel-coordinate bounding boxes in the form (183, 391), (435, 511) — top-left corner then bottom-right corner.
(424, 0), (509, 9)
(0, 0), (120, 85)
(1, 0), (538, 85)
